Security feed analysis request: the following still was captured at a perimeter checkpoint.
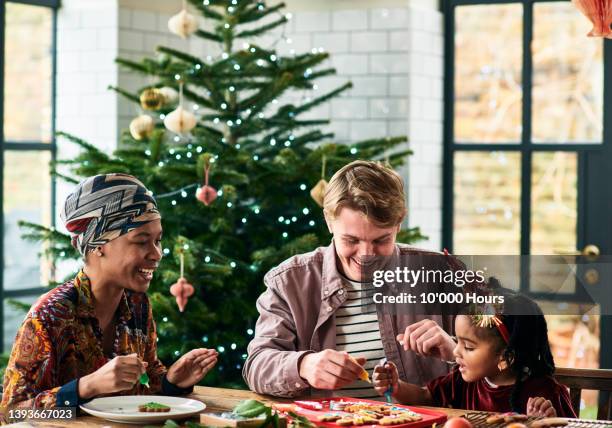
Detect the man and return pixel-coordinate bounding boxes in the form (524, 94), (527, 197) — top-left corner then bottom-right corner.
(243, 160), (457, 398)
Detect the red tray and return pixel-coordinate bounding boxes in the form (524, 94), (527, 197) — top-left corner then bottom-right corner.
(291, 397), (447, 428)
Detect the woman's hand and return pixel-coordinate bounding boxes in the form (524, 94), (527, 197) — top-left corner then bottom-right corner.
(79, 353), (147, 399)
(372, 361), (399, 397)
(527, 397), (557, 417)
(166, 348), (218, 388)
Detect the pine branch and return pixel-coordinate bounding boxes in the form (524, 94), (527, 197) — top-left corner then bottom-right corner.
(186, 0), (225, 20)
(108, 85), (140, 104)
(183, 87), (215, 109)
(239, 2), (286, 24)
(195, 29), (224, 43)
(236, 16), (287, 38)
(293, 82), (353, 115)
(115, 57), (149, 74)
(157, 46), (206, 65)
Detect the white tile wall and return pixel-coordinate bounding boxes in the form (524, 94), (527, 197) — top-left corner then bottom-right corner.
(55, 2), (444, 250)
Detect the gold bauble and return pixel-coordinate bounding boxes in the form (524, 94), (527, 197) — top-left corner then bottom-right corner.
(310, 179), (328, 207)
(129, 115), (155, 140)
(140, 88), (164, 111)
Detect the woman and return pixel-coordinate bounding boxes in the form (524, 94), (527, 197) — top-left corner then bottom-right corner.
(1, 174), (217, 409)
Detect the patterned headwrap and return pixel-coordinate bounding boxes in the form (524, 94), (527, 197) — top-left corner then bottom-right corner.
(60, 174), (161, 257)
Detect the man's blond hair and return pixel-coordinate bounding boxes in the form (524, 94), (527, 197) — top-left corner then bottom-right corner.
(323, 160), (407, 227)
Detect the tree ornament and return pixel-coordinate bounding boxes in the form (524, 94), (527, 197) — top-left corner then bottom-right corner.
(168, 2), (199, 39)
(196, 157), (217, 206)
(140, 88), (165, 111)
(129, 114), (155, 140)
(170, 253), (195, 312)
(159, 86), (179, 106)
(164, 83), (197, 134)
(310, 155), (328, 207)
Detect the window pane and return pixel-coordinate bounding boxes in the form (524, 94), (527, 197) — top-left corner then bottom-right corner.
(454, 4), (523, 143)
(3, 151), (52, 291)
(532, 2), (603, 143)
(4, 3), (53, 143)
(531, 152), (577, 254)
(453, 151), (521, 254)
(529, 152), (577, 293)
(4, 295), (38, 352)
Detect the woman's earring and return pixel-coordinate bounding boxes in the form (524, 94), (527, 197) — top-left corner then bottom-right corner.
(96, 247), (103, 257)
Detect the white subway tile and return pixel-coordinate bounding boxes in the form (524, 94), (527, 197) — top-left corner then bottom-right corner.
(332, 10), (368, 31)
(313, 33), (349, 53)
(388, 120), (408, 136)
(144, 34), (168, 54)
(79, 50), (117, 73)
(97, 28), (118, 51)
(331, 98), (368, 120)
(349, 120), (387, 141)
(119, 9), (131, 29)
(370, 98), (408, 119)
(410, 75), (431, 98)
(410, 30), (433, 54)
(389, 31), (410, 52)
(370, 8), (409, 30)
(331, 54), (369, 75)
(131, 10), (158, 32)
(409, 8), (426, 31)
(295, 11), (331, 33)
(56, 51), (80, 73)
(409, 97), (423, 119)
(119, 30), (145, 52)
(422, 99), (443, 121)
(423, 55), (444, 78)
(370, 53), (410, 74)
(157, 13), (173, 33)
(350, 76), (387, 97)
(389, 76), (410, 96)
(58, 9), (81, 30)
(350, 32), (388, 53)
(325, 120), (350, 142)
(81, 9), (116, 29)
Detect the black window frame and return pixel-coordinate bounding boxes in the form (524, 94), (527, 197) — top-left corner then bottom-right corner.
(0, 0), (60, 351)
(441, 0), (612, 379)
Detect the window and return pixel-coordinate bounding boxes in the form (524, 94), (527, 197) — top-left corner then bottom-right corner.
(443, 0), (612, 416)
(1, 0), (58, 352)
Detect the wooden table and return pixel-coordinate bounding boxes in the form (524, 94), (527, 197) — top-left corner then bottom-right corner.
(8, 387), (469, 427)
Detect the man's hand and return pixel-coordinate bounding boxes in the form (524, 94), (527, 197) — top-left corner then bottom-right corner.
(396, 319), (456, 361)
(298, 350), (366, 390)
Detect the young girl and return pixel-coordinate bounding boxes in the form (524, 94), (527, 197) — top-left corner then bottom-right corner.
(373, 290), (576, 417)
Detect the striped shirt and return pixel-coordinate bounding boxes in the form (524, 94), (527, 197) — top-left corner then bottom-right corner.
(334, 277), (385, 399)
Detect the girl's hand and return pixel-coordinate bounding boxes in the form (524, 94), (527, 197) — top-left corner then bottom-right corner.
(166, 348), (218, 388)
(372, 361), (399, 396)
(527, 397), (557, 417)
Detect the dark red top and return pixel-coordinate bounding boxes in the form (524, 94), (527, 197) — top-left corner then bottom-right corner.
(426, 367), (577, 417)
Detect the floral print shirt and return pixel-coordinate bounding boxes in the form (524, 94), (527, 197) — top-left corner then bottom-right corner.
(1, 270), (189, 409)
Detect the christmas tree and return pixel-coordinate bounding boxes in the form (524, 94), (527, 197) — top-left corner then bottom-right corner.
(19, 0), (421, 387)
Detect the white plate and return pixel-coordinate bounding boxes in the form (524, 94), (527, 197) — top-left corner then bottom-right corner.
(80, 395), (206, 424)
